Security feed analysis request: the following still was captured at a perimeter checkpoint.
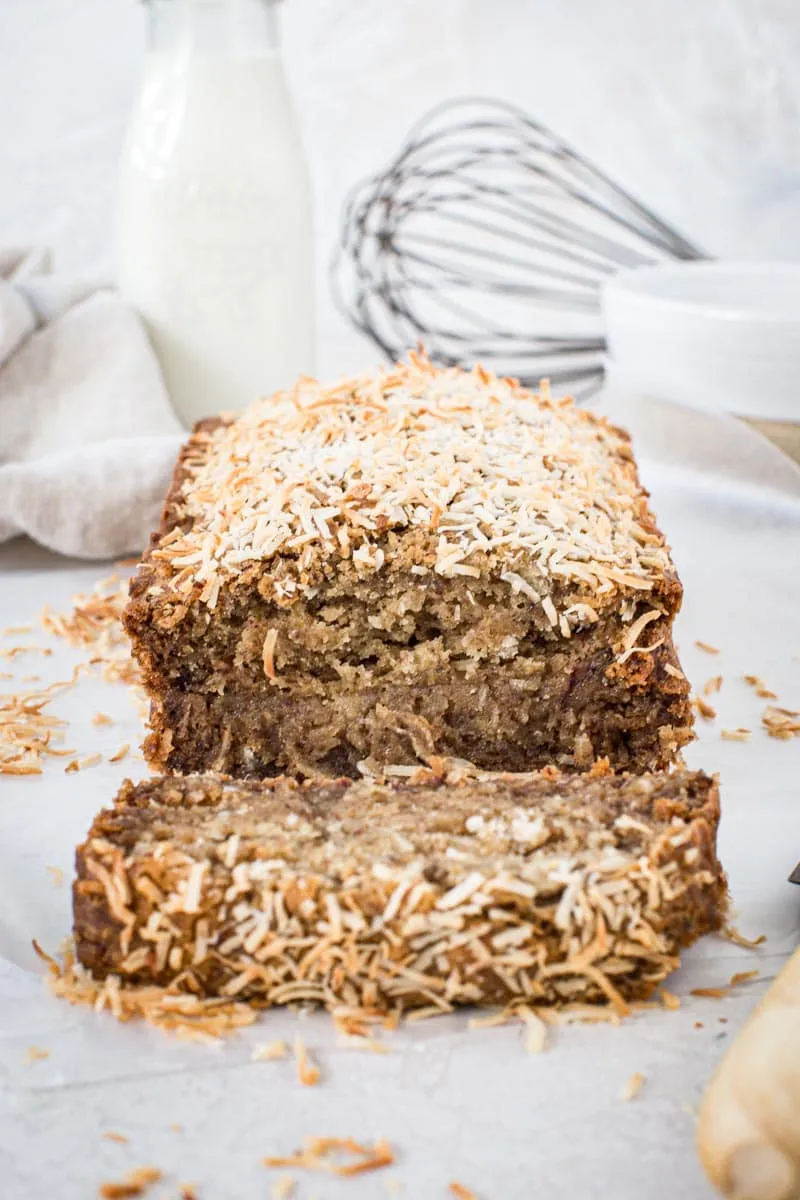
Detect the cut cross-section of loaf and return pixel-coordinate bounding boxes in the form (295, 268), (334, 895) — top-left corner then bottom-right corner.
(125, 354), (693, 779)
(73, 767), (727, 1014)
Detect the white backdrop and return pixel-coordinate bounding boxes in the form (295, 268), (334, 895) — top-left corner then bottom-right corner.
(3, 0), (800, 375)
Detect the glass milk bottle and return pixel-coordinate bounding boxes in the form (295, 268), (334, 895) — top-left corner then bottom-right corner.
(116, 0), (314, 426)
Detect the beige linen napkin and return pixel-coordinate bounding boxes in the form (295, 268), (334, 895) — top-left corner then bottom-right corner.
(0, 247), (184, 558)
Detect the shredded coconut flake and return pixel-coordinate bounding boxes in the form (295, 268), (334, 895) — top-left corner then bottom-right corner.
(252, 1039), (288, 1061)
(148, 355), (672, 627)
(264, 1137), (394, 1177)
(762, 705), (800, 740)
(294, 1039), (321, 1086)
(98, 1166), (162, 1198)
(619, 1071), (646, 1101)
(449, 1185), (479, 1200)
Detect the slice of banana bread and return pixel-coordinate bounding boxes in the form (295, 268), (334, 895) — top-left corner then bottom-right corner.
(73, 766), (726, 1013)
(124, 354), (693, 780)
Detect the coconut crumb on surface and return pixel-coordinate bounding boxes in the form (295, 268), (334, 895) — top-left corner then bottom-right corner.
(743, 674), (778, 700)
(729, 969), (760, 987)
(251, 1040), (288, 1062)
(703, 675), (723, 695)
(102, 1132), (129, 1144)
(179, 1185), (199, 1200)
(2, 624), (34, 636)
(264, 1137), (395, 1177)
(721, 926), (766, 950)
(25, 1045), (50, 1063)
(41, 574), (140, 689)
(46, 865), (65, 888)
(1, 575), (145, 779)
(695, 641), (720, 655)
(691, 987), (730, 999)
(0, 644), (52, 660)
(108, 743), (130, 763)
(720, 728), (751, 742)
(65, 752), (102, 773)
(762, 705), (800, 740)
(270, 1176), (296, 1199)
(449, 1184), (479, 1200)
(98, 1166), (162, 1198)
(0, 673), (77, 776)
(294, 1039), (321, 1086)
(660, 990), (680, 1011)
(619, 1071), (646, 1101)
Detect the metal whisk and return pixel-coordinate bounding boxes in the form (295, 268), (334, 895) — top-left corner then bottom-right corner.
(333, 97), (707, 394)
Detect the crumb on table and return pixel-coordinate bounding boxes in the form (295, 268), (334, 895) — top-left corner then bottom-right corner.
(618, 1071), (646, 1101)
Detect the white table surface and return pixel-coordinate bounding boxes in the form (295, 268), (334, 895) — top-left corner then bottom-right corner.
(1, 404), (800, 1200)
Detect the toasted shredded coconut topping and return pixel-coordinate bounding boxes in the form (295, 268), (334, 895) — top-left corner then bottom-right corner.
(41, 574), (140, 689)
(68, 767), (725, 1027)
(151, 355), (672, 623)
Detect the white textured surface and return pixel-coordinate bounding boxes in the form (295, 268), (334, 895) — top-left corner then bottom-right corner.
(4, 0), (800, 376)
(1, 398), (800, 1198)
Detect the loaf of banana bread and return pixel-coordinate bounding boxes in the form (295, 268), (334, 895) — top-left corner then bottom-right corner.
(73, 766), (726, 1012)
(125, 354), (693, 779)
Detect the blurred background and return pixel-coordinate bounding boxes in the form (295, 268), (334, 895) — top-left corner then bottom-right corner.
(4, 0), (800, 378)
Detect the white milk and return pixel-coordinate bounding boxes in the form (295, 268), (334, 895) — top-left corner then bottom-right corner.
(116, 50), (314, 426)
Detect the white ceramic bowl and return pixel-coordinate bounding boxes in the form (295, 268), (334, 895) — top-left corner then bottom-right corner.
(602, 262), (800, 420)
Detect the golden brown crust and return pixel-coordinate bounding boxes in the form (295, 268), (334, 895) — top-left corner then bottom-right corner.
(73, 766), (727, 1014)
(130, 354), (681, 624)
(125, 359), (693, 781)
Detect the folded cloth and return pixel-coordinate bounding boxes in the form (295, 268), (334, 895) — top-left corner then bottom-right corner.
(0, 247), (185, 559)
